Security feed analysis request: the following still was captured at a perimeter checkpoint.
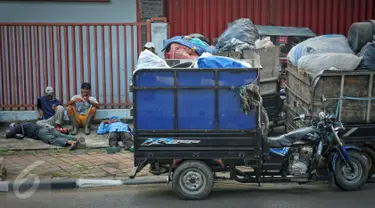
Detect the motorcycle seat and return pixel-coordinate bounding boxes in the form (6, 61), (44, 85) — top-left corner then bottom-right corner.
(266, 135), (294, 148)
(267, 127), (318, 148)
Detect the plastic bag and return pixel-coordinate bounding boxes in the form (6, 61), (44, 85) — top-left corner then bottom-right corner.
(200, 52), (213, 58)
(190, 37), (209, 49)
(189, 33), (210, 44)
(136, 50), (170, 71)
(255, 37), (275, 49)
(197, 56), (250, 68)
(218, 38), (253, 52)
(164, 43), (199, 59)
(162, 36), (217, 55)
(358, 43), (375, 70)
(215, 18), (259, 52)
(297, 53), (361, 75)
(288, 35), (354, 66)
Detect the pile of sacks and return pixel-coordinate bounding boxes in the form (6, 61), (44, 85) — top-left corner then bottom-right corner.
(137, 49), (252, 71)
(287, 20), (375, 75)
(162, 18), (274, 61)
(287, 34), (362, 74)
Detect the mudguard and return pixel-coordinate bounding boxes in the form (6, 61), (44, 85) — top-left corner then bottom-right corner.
(331, 146), (361, 172)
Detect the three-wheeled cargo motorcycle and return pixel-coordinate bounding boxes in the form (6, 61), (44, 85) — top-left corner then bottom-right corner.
(130, 67), (369, 200)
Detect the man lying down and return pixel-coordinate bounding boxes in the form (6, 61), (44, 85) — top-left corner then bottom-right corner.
(5, 122), (85, 151)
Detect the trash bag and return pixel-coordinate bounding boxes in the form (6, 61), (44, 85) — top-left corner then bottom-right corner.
(164, 43), (199, 59)
(197, 56), (251, 68)
(358, 43), (375, 70)
(348, 22), (374, 53)
(215, 18), (259, 52)
(189, 33), (210, 44)
(218, 38), (252, 52)
(162, 36), (217, 55)
(190, 37), (209, 49)
(255, 37), (275, 49)
(288, 35), (354, 66)
(136, 49), (170, 71)
(297, 53), (362, 75)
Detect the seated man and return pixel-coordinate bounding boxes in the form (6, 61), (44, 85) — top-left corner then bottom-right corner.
(144, 42), (156, 54)
(97, 116), (133, 154)
(36, 86), (67, 133)
(6, 122), (84, 150)
(67, 83), (99, 135)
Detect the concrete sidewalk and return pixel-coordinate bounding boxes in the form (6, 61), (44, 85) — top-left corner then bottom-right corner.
(0, 149), (151, 181)
(0, 124), (134, 151)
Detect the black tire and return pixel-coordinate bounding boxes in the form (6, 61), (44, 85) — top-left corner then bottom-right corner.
(261, 106), (270, 136)
(361, 147), (375, 178)
(172, 160), (214, 200)
(334, 151), (369, 191)
(348, 22), (373, 53)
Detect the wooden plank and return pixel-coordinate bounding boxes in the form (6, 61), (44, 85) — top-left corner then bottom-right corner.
(367, 74), (373, 123)
(338, 75), (345, 122)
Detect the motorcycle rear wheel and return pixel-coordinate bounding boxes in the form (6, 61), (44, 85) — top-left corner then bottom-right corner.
(334, 151), (369, 191)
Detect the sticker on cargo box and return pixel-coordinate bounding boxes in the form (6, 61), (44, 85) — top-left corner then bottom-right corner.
(278, 36), (288, 44)
(141, 138), (201, 146)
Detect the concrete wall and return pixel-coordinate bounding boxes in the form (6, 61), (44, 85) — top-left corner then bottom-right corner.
(140, 0), (164, 22)
(0, 0), (137, 22)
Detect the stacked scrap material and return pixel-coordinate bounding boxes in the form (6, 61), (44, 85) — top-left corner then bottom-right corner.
(286, 20), (375, 80)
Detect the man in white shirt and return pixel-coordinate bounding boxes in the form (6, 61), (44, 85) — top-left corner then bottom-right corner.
(144, 42), (156, 54)
(67, 83), (99, 135)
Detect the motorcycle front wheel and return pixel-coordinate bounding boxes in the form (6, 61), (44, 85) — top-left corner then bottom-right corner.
(334, 151), (369, 191)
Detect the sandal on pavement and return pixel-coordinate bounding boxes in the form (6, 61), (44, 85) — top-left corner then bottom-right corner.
(68, 139), (81, 151)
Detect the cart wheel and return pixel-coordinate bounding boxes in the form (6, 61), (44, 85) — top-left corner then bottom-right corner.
(361, 147), (375, 178)
(172, 160), (214, 200)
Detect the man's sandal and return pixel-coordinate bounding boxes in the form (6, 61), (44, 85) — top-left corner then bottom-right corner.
(68, 138), (81, 151)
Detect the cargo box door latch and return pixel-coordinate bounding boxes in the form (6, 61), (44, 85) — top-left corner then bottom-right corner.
(193, 152), (200, 158)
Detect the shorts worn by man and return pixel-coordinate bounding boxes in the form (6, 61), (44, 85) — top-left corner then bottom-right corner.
(36, 86), (67, 133)
(67, 83), (99, 135)
(5, 122), (84, 150)
(97, 116), (133, 153)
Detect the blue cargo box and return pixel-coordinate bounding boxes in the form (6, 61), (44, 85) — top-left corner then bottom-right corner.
(132, 68), (260, 132)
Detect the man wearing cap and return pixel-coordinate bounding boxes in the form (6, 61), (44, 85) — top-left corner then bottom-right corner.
(36, 86), (66, 133)
(67, 82), (99, 135)
(144, 42), (156, 54)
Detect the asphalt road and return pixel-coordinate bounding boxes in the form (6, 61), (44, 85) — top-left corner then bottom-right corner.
(2, 182), (375, 208)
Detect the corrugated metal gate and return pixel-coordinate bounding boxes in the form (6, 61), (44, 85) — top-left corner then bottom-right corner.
(165, 0), (375, 43)
(0, 21), (151, 110)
